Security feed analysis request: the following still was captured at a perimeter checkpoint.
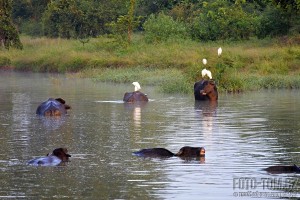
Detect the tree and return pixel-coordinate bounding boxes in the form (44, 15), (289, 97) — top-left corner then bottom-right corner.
(12, 0), (49, 21)
(270, 0), (300, 34)
(12, 0), (49, 36)
(257, 5), (290, 37)
(127, 0), (136, 43)
(191, 0), (258, 41)
(271, 0), (300, 13)
(107, 0), (141, 44)
(143, 13), (189, 43)
(0, 0), (23, 49)
(42, 0), (83, 38)
(136, 0), (179, 16)
(42, 0), (127, 39)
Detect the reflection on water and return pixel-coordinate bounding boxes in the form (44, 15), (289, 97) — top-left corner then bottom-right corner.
(1, 72), (300, 199)
(124, 102), (148, 131)
(37, 116), (67, 130)
(195, 100), (217, 134)
(133, 106), (141, 128)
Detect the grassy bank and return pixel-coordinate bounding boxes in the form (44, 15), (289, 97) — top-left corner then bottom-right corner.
(1, 35), (300, 93)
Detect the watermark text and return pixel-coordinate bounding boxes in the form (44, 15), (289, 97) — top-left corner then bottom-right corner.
(233, 177), (299, 190)
(232, 177), (299, 198)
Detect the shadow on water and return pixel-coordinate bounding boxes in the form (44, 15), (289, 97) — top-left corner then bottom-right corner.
(134, 155), (206, 164)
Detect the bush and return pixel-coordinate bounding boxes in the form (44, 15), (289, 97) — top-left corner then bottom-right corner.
(191, 1), (258, 41)
(143, 13), (189, 43)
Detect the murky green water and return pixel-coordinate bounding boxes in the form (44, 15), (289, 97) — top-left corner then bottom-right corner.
(1, 71), (300, 199)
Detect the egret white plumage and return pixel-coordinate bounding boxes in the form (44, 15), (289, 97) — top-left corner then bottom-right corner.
(218, 47), (222, 57)
(201, 68), (207, 77)
(132, 82), (141, 91)
(202, 58), (207, 65)
(201, 69), (212, 79)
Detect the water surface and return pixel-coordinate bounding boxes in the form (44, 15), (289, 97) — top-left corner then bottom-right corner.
(0, 71), (300, 199)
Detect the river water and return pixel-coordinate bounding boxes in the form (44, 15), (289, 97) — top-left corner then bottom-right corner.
(0, 71), (300, 199)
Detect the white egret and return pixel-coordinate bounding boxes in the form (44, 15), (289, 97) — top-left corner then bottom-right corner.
(132, 82), (141, 91)
(206, 69), (212, 79)
(201, 68), (208, 77)
(201, 69), (212, 79)
(218, 47), (222, 57)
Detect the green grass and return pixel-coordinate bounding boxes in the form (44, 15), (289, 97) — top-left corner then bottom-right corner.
(1, 34), (300, 93)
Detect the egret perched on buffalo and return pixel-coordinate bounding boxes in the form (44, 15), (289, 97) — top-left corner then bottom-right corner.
(193, 54), (218, 101)
(201, 68), (212, 80)
(123, 82), (149, 103)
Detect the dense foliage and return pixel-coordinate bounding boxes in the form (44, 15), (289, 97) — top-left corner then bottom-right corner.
(7, 0), (300, 42)
(0, 0), (23, 49)
(190, 1), (258, 41)
(143, 13), (189, 42)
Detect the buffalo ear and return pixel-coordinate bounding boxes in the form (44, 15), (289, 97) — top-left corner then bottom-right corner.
(55, 98), (66, 104)
(65, 105), (71, 110)
(209, 80), (215, 85)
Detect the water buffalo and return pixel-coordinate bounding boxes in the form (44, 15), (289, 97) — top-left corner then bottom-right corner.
(194, 80), (218, 101)
(264, 164), (300, 174)
(133, 146), (205, 158)
(36, 98), (71, 116)
(123, 82), (148, 103)
(28, 148), (71, 166)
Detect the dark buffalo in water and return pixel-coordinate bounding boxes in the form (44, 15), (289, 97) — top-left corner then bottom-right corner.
(123, 91), (148, 102)
(28, 148), (71, 166)
(123, 82), (148, 103)
(36, 98), (71, 116)
(194, 80), (218, 101)
(264, 164), (300, 174)
(133, 146), (205, 158)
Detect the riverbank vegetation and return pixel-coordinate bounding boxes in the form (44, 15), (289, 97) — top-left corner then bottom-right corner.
(1, 35), (300, 93)
(1, 0), (300, 93)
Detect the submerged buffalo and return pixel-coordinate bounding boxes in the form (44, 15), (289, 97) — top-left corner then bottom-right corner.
(264, 164), (300, 174)
(28, 148), (71, 166)
(194, 80), (218, 101)
(133, 146), (205, 158)
(36, 98), (71, 116)
(123, 82), (148, 103)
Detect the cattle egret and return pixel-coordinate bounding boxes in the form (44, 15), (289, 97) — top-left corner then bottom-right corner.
(218, 47), (222, 57)
(202, 58), (207, 65)
(206, 69), (212, 79)
(201, 68), (207, 77)
(132, 82), (141, 91)
(201, 69), (212, 79)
